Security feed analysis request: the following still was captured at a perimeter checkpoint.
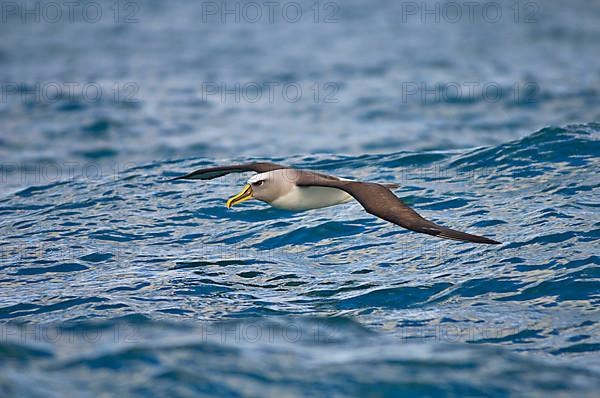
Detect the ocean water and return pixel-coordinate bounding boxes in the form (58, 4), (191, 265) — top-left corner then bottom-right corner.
(1, 125), (599, 396)
(1, 0), (600, 397)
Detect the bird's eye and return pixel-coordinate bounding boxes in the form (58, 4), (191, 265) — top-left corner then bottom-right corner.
(254, 180), (264, 186)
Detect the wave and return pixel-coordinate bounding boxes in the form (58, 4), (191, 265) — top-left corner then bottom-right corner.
(1, 317), (599, 397)
(449, 123), (600, 170)
(1, 123), (599, 397)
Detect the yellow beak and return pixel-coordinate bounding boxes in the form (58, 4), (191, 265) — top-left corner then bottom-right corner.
(226, 184), (253, 208)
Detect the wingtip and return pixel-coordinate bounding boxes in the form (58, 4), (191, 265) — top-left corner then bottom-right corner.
(484, 238), (502, 245)
(471, 235), (501, 244)
(168, 173), (203, 181)
(436, 230), (502, 245)
(469, 236), (501, 245)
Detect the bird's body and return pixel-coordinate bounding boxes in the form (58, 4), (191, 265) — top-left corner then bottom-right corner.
(251, 170), (354, 211)
(172, 162), (501, 245)
(271, 185), (354, 210)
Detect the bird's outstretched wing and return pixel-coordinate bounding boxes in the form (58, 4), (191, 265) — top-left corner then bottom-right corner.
(295, 173), (500, 244)
(171, 162), (286, 181)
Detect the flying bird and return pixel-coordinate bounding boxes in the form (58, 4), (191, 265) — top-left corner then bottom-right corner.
(172, 162), (500, 244)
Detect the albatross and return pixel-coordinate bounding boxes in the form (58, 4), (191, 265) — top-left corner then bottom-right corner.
(172, 162), (500, 244)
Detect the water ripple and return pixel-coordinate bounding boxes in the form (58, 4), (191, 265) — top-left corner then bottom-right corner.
(1, 124), (599, 396)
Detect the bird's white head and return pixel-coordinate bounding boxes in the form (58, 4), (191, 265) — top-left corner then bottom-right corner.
(226, 171), (287, 208)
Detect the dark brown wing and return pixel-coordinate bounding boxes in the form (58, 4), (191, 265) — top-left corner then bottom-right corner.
(171, 162), (286, 181)
(296, 175), (500, 244)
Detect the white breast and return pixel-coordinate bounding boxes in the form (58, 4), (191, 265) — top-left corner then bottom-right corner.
(270, 185), (354, 211)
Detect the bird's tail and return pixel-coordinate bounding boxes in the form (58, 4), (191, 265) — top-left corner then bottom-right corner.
(382, 183), (400, 190)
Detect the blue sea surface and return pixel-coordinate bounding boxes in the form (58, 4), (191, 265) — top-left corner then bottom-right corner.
(1, 125), (599, 396)
(1, 0), (600, 397)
